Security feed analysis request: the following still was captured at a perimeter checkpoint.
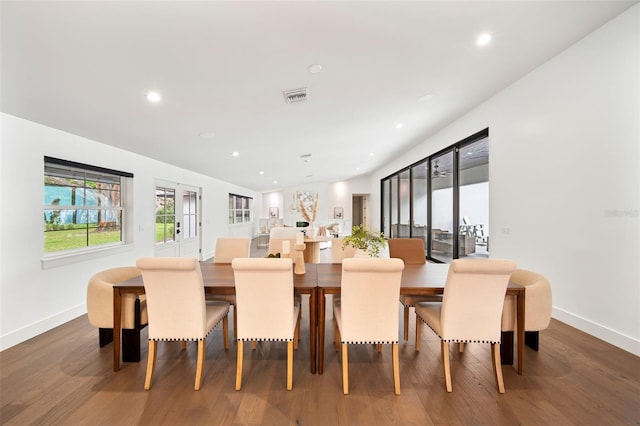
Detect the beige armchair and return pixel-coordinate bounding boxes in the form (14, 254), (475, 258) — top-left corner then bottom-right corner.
(388, 238), (442, 341)
(501, 268), (552, 362)
(86, 266), (148, 362)
(208, 237), (251, 340)
(232, 258), (300, 391)
(415, 259), (516, 393)
(334, 258), (405, 395)
(137, 257), (230, 391)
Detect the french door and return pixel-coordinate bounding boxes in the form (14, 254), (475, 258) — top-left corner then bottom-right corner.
(154, 180), (201, 259)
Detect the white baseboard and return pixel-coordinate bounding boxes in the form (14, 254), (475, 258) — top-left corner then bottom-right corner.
(0, 304), (86, 351)
(552, 306), (640, 356)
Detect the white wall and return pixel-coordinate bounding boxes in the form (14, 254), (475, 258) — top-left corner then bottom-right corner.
(367, 5), (640, 355)
(0, 113), (259, 350)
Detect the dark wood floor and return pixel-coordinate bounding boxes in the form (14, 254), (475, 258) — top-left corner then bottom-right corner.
(1, 295), (639, 425)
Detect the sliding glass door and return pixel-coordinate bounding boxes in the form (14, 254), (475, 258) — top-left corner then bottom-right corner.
(430, 151), (454, 262)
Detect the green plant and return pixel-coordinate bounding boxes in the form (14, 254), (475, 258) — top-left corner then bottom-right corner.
(341, 225), (387, 257)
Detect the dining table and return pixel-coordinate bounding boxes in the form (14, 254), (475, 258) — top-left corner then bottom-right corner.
(112, 262), (318, 373)
(315, 263), (526, 375)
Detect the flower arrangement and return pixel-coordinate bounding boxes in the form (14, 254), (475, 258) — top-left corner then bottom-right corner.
(299, 195), (318, 223)
(342, 225), (387, 257)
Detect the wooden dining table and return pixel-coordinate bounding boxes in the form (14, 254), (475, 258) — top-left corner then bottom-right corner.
(315, 263), (526, 375)
(112, 262), (318, 373)
(113, 261), (525, 376)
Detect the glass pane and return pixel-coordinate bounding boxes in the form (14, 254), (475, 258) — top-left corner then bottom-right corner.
(411, 161), (428, 253)
(431, 151), (454, 263)
(89, 211), (121, 246)
(398, 169), (410, 237)
(382, 179), (390, 237)
(44, 210), (88, 252)
(390, 176), (398, 237)
(459, 137), (489, 258)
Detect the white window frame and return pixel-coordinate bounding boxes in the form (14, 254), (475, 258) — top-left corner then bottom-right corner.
(41, 157), (134, 269)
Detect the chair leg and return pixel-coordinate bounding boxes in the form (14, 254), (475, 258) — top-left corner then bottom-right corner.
(233, 305), (238, 341)
(415, 318), (422, 352)
(287, 341), (294, 390)
(458, 342), (465, 353)
(294, 314), (300, 350)
(251, 341), (257, 350)
(222, 315), (229, 350)
(341, 343), (349, 395)
(442, 341), (452, 392)
(491, 343), (505, 394)
(144, 340), (157, 390)
(392, 343), (400, 395)
(377, 344), (383, 353)
(235, 340), (244, 391)
(403, 305), (410, 341)
(195, 340), (205, 391)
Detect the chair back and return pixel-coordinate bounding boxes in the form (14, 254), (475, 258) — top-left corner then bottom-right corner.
(136, 257), (207, 340)
(87, 266), (145, 329)
(213, 237), (251, 263)
(232, 258), (295, 341)
(339, 258), (405, 343)
(388, 238), (426, 265)
(501, 268), (552, 331)
(331, 237), (357, 263)
(440, 259), (516, 343)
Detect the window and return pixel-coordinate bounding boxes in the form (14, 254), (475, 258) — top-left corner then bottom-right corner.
(381, 128), (488, 262)
(229, 193), (252, 224)
(43, 157), (132, 255)
(155, 187), (175, 243)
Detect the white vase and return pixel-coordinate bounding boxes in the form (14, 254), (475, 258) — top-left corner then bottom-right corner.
(307, 222), (318, 238)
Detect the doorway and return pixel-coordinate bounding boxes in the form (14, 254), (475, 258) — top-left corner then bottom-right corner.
(154, 180), (202, 259)
(352, 194), (368, 229)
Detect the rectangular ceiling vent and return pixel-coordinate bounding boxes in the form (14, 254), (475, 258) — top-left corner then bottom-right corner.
(283, 87), (308, 104)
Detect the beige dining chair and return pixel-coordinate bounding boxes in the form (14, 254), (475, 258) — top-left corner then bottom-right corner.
(334, 257), (405, 395)
(136, 257), (230, 391)
(86, 266), (148, 362)
(207, 237), (251, 340)
(387, 238), (442, 341)
(501, 268), (552, 353)
(231, 257), (300, 391)
(415, 259), (516, 393)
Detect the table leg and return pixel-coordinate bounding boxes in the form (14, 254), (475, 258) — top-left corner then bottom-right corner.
(516, 289), (526, 375)
(113, 288), (122, 372)
(318, 289), (326, 374)
(309, 288), (317, 374)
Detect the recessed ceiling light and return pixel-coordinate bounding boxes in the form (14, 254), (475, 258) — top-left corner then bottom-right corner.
(477, 33), (492, 46)
(369, 152), (375, 156)
(199, 132), (216, 139)
(467, 151), (473, 155)
(308, 64), (323, 73)
(396, 123), (404, 129)
(232, 152), (239, 157)
(259, 171), (264, 175)
(146, 91), (161, 103)
(273, 180), (277, 184)
(356, 167), (361, 171)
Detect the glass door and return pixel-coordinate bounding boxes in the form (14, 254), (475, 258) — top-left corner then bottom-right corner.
(458, 137), (489, 258)
(154, 180), (201, 259)
(430, 151), (454, 263)
(411, 160), (429, 256)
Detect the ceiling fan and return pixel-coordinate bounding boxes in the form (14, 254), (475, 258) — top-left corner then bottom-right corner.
(432, 160), (448, 178)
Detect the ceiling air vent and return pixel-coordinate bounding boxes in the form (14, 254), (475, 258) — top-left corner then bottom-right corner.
(283, 87), (308, 104)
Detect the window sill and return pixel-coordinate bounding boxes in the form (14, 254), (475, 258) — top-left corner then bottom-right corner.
(41, 243), (134, 269)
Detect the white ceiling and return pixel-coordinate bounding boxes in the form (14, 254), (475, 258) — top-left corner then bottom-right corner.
(2, 1), (636, 192)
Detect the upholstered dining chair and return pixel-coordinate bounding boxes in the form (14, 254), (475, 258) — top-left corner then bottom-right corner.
(231, 257), (300, 391)
(387, 238), (442, 341)
(501, 268), (552, 354)
(334, 257), (405, 395)
(414, 259), (516, 393)
(207, 237), (251, 340)
(136, 257), (230, 391)
(87, 266), (148, 362)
